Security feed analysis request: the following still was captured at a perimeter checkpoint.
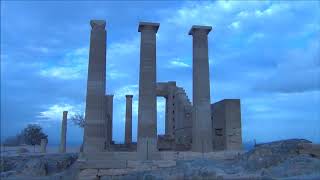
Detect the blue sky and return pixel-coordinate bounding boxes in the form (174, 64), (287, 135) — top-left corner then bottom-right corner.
(1, 1), (319, 145)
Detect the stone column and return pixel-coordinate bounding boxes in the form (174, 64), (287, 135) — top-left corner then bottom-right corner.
(83, 20), (107, 152)
(105, 95), (114, 149)
(137, 22), (160, 159)
(125, 95), (133, 144)
(59, 111), (68, 153)
(189, 25), (213, 152)
(40, 139), (47, 153)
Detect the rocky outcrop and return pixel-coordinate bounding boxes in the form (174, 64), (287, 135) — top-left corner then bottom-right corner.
(0, 153), (78, 178)
(298, 142), (320, 158)
(239, 139), (313, 171)
(21, 158), (48, 176)
(261, 154), (320, 178)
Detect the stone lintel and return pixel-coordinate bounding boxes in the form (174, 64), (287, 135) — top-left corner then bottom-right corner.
(138, 22), (160, 33)
(125, 95), (133, 98)
(90, 20), (106, 30)
(188, 25), (212, 35)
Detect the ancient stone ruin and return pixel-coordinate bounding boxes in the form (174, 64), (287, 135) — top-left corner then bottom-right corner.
(78, 20), (242, 169)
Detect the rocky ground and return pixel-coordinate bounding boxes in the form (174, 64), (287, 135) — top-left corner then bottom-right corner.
(1, 153), (79, 180)
(1, 139), (320, 180)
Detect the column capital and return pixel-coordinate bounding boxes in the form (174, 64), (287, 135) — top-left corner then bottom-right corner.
(90, 20), (106, 30)
(63, 111), (68, 116)
(138, 22), (160, 33)
(188, 25), (212, 36)
(125, 95), (134, 98)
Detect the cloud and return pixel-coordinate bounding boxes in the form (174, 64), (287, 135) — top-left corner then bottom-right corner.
(108, 70), (128, 80)
(167, 58), (191, 68)
(113, 84), (139, 100)
(254, 39), (320, 93)
(28, 46), (49, 53)
(40, 67), (82, 79)
(37, 103), (83, 123)
(39, 42), (135, 80)
(229, 21), (240, 30)
(108, 38), (139, 58)
(39, 47), (88, 80)
(255, 68), (320, 93)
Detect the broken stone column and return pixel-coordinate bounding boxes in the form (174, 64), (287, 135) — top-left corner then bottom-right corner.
(83, 20), (107, 152)
(59, 111), (68, 153)
(189, 25), (213, 152)
(105, 95), (114, 148)
(125, 95), (133, 144)
(137, 22), (160, 159)
(40, 139), (47, 153)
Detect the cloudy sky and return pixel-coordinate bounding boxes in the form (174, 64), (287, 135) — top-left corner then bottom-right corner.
(1, 1), (319, 145)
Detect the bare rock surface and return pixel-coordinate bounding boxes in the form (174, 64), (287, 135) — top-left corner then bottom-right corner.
(238, 139), (313, 171)
(1, 153), (78, 179)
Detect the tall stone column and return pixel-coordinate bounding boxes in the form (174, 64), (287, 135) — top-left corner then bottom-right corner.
(83, 20), (107, 152)
(125, 95), (133, 144)
(137, 22), (160, 159)
(105, 95), (114, 149)
(59, 111), (68, 153)
(189, 25), (213, 152)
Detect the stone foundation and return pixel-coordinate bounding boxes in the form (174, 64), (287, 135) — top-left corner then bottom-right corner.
(77, 150), (243, 180)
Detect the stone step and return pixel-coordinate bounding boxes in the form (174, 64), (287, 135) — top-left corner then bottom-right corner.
(84, 152), (138, 160)
(78, 159), (127, 169)
(78, 159), (177, 170)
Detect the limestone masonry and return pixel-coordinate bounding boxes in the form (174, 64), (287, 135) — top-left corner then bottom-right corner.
(77, 20), (242, 168)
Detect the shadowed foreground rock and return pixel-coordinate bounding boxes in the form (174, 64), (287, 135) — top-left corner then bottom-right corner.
(239, 139), (313, 171)
(1, 139), (319, 180)
(1, 153), (78, 179)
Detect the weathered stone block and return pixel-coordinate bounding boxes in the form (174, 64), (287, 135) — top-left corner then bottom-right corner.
(211, 99), (242, 150)
(78, 169), (98, 180)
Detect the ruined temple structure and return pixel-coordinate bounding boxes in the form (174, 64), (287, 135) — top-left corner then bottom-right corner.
(79, 20), (242, 169)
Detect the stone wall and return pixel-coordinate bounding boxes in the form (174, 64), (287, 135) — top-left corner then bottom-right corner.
(156, 82), (192, 151)
(211, 99), (242, 150)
